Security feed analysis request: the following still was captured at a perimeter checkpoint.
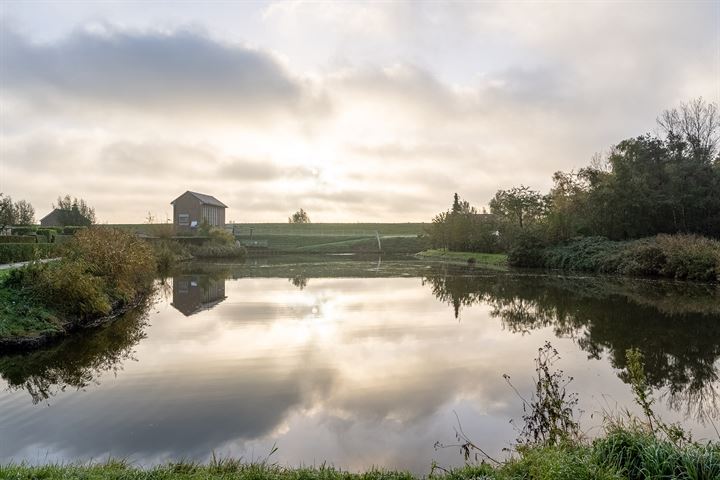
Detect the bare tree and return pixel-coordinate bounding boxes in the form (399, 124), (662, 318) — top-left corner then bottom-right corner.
(657, 97), (719, 161)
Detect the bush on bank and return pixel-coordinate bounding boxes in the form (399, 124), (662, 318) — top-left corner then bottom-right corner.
(1, 227), (157, 340)
(509, 234), (720, 282)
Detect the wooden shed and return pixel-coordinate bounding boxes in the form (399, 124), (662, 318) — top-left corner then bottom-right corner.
(171, 191), (227, 232)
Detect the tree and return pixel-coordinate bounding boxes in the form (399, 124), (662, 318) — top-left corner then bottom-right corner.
(657, 97), (719, 161)
(427, 194), (500, 252)
(288, 209), (310, 224)
(14, 200), (35, 225)
(0, 194), (15, 230)
(53, 194), (96, 225)
(489, 185), (545, 229)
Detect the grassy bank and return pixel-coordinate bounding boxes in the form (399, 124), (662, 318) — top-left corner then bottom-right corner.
(236, 234), (426, 254)
(3, 428), (718, 479)
(417, 249), (508, 267)
(0, 227), (156, 347)
(509, 234), (720, 282)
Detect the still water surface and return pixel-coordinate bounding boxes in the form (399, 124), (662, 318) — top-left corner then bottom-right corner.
(1, 257), (719, 472)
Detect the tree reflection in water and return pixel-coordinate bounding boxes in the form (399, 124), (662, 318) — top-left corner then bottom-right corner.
(0, 301), (151, 404)
(423, 265), (720, 423)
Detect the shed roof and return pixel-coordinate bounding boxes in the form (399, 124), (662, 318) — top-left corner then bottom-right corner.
(171, 191), (227, 208)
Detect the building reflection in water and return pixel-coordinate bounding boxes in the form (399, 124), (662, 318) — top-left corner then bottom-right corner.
(171, 275), (227, 316)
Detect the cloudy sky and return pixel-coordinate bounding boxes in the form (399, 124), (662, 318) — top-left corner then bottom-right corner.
(0, 1), (717, 223)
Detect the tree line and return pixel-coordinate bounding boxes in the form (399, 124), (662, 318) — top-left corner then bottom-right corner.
(0, 194), (35, 229)
(0, 193), (96, 230)
(428, 98), (720, 252)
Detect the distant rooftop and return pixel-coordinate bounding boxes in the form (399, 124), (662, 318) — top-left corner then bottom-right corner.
(171, 191), (227, 208)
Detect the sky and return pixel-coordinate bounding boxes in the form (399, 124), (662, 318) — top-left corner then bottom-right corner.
(0, 0), (718, 223)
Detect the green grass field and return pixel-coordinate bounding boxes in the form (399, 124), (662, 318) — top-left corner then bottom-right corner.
(417, 249), (508, 266)
(231, 223), (426, 236)
(109, 223), (427, 236)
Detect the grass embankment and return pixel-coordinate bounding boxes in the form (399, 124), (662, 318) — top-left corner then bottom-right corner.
(417, 249), (508, 267)
(3, 428), (718, 480)
(0, 227), (156, 347)
(237, 234), (426, 254)
(510, 234), (720, 282)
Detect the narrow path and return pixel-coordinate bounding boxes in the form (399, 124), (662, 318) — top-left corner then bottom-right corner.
(0, 257), (61, 271)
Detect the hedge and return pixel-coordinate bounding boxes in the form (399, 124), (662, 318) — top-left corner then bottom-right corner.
(0, 244), (59, 263)
(0, 235), (37, 244)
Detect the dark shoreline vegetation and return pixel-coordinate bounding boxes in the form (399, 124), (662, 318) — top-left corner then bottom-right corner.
(426, 99), (720, 283)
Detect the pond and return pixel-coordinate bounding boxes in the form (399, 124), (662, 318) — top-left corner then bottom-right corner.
(1, 256), (718, 473)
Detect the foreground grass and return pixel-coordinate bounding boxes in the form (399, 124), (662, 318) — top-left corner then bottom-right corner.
(417, 249), (508, 267)
(3, 428), (718, 479)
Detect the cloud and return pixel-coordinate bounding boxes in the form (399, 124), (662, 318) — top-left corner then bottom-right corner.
(0, 24), (325, 122)
(0, 2), (716, 222)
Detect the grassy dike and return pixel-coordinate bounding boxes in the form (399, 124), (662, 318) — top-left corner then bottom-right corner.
(0, 227), (156, 348)
(417, 249), (508, 268)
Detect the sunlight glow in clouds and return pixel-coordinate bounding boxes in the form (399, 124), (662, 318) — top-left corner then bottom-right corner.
(0, 1), (717, 222)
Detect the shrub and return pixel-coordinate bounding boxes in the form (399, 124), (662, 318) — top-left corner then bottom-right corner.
(188, 244), (246, 259)
(526, 234), (720, 282)
(653, 234), (720, 281)
(53, 234), (75, 245)
(508, 232), (546, 267)
(35, 228), (56, 243)
(62, 226), (88, 235)
(0, 244), (57, 263)
(208, 227), (235, 245)
(0, 235), (37, 244)
(62, 227), (157, 302)
(10, 226), (37, 235)
(31, 261), (111, 320)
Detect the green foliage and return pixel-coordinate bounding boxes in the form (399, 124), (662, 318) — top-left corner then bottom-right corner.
(10, 226), (37, 235)
(428, 194), (502, 253)
(507, 232), (547, 268)
(188, 243), (247, 258)
(36, 228), (57, 242)
(0, 193), (35, 228)
(0, 243), (57, 263)
(208, 227), (235, 245)
(506, 342), (580, 447)
(62, 225), (88, 235)
(30, 261), (112, 319)
(0, 235), (37, 244)
(520, 234), (720, 281)
(54, 194), (96, 225)
(62, 227), (157, 303)
(593, 428), (720, 480)
(289, 208), (311, 224)
(490, 185), (546, 231)
(0, 227), (156, 341)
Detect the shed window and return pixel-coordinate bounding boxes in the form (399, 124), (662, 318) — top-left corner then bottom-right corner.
(178, 214), (189, 226)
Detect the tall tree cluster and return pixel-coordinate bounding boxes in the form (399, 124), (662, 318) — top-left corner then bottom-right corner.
(0, 193), (36, 229)
(544, 98), (720, 240)
(53, 194), (97, 226)
(428, 98), (720, 252)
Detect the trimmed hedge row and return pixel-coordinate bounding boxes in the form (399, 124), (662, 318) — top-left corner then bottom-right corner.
(0, 243), (59, 263)
(10, 226), (87, 236)
(0, 235), (38, 244)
